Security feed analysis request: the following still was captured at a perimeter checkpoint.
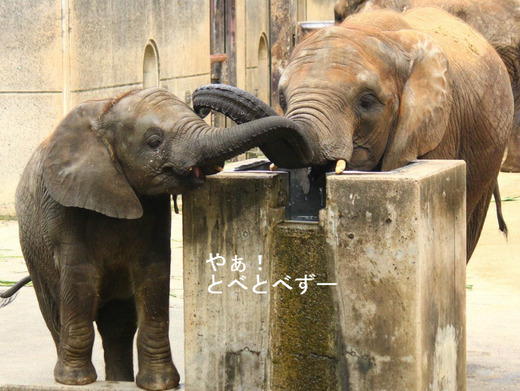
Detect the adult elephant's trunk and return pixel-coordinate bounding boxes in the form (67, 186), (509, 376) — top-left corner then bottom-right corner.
(193, 84), (314, 168)
(193, 84), (278, 122)
(193, 84), (348, 169)
(195, 116), (313, 168)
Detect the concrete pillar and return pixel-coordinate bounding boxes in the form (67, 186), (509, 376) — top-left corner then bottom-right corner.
(183, 160), (466, 390)
(183, 171), (288, 390)
(321, 160), (466, 390)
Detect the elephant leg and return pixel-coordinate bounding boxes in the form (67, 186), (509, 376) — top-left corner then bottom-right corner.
(19, 230), (62, 349)
(32, 278), (61, 350)
(53, 247), (98, 386)
(96, 298), (137, 381)
(134, 266), (179, 390)
(134, 198), (179, 390)
(501, 113), (520, 172)
(23, 259), (61, 349)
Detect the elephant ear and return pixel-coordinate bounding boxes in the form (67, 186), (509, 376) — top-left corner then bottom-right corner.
(42, 99), (143, 219)
(381, 29), (451, 171)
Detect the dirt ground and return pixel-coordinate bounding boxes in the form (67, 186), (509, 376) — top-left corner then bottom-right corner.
(465, 172), (520, 390)
(0, 172), (518, 390)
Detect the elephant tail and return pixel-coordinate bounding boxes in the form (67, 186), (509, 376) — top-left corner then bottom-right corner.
(0, 275), (32, 308)
(493, 182), (508, 238)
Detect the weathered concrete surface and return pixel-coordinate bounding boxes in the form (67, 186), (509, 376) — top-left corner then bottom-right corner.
(0, 1), (63, 218)
(182, 172), (288, 390)
(182, 160), (466, 390)
(270, 223), (337, 390)
(269, 0), (298, 114)
(322, 160), (466, 390)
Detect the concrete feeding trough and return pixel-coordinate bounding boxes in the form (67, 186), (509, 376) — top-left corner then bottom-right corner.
(183, 160), (466, 390)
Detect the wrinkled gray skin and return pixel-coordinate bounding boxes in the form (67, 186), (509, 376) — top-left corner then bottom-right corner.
(15, 87), (307, 390)
(193, 8), (513, 261)
(334, 0), (520, 172)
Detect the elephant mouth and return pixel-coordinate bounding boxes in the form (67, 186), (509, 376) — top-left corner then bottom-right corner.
(166, 164), (224, 190)
(150, 165), (210, 195)
(186, 165), (213, 183)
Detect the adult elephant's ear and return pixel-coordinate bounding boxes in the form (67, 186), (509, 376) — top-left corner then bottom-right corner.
(381, 30), (451, 171)
(42, 99), (143, 219)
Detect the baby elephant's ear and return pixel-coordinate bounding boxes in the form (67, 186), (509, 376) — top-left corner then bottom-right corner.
(382, 30), (451, 171)
(42, 100), (143, 219)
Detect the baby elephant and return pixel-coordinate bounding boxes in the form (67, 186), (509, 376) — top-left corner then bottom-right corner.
(15, 88), (303, 389)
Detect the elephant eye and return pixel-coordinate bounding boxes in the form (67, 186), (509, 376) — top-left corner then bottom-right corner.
(145, 128), (164, 149)
(279, 90), (287, 112)
(359, 94), (378, 111)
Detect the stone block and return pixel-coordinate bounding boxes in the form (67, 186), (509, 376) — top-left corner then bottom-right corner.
(183, 172), (288, 390)
(321, 160), (466, 390)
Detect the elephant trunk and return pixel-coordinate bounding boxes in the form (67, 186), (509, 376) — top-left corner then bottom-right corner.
(192, 84), (352, 169)
(193, 84), (316, 168)
(193, 84), (278, 122)
(195, 116), (313, 168)
(286, 101), (353, 167)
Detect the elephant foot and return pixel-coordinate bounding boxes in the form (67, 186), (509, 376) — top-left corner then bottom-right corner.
(54, 360), (97, 385)
(501, 158), (520, 172)
(136, 364), (180, 390)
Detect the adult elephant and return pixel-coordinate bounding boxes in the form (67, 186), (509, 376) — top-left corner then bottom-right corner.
(192, 8), (513, 261)
(11, 87), (308, 390)
(334, 0), (520, 172)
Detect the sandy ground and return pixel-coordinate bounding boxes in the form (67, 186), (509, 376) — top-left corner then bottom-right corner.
(465, 172), (520, 390)
(0, 172), (518, 390)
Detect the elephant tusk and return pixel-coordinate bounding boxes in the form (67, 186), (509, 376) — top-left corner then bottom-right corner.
(335, 159), (347, 174)
(269, 163), (278, 171)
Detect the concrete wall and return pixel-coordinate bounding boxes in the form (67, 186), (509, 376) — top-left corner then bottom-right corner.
(241, 1), (270, 104)
(0, 1), (64, 217)
(306, 0), (337, 20)
(68, 1), (210, 105)
(237, 0), (338, 106)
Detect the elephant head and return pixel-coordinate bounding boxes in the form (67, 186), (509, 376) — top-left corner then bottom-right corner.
(193, 22), (450, 174)
(42, 87), (312, 219)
